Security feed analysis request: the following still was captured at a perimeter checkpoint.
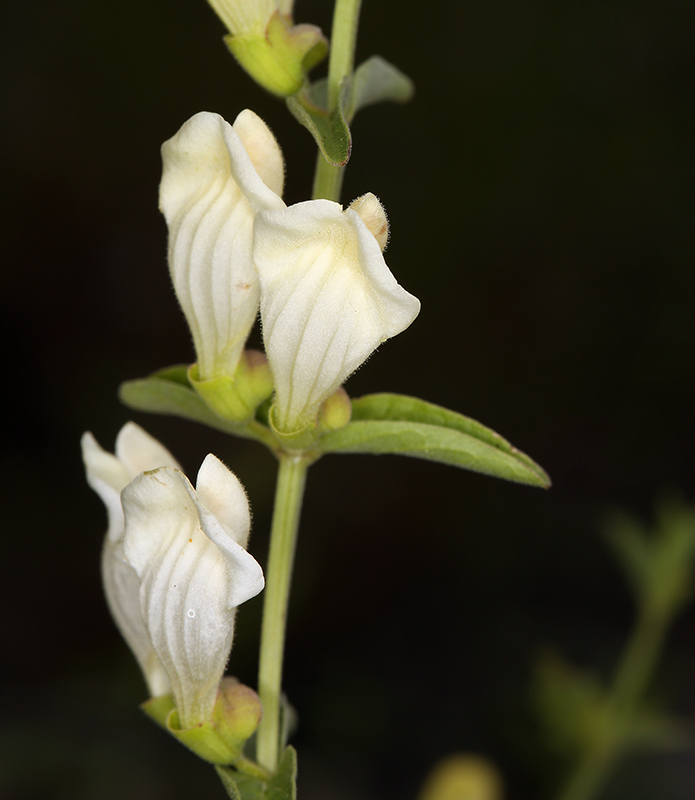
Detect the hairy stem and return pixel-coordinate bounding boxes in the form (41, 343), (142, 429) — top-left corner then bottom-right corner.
(256, 455), (309, 772)
(311, 0), (363, 202)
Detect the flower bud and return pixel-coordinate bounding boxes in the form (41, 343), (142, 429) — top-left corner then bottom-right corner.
(417, 755), (504, 800)
(349, 193), (389, 251)
(318, 387), (352, 433)
(142, 677), (263, 765)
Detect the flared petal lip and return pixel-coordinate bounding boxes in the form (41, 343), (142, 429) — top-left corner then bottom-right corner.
(160, 111), (285, 218)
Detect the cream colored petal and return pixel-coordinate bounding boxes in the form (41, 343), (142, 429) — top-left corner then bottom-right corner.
(255, 199), (420, 432)
(115, 421), (181, 476)
(82, 432), (132, 543)
(82, 425), (181, 544)
(122, 462), (264, 728)
(194, 454), (252, 550)
(102, 538), (171, 698)
(233, 109), (284, 198)
(83, 424), (184, 696)
(160, 111), (284, 380)
(349, 193), (389, 251)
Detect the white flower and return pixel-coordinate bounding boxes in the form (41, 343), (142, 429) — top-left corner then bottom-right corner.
(81, 423), (181, 697)
(160, 110), (285, 383)
(122, 455), (264, 729)
(254, 195), (421, 433)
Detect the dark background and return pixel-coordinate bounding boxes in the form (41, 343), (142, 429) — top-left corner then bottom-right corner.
(2, 0), (695, 797)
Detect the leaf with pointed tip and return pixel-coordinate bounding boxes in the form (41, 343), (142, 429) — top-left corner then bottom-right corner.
(217, 747), (297, 800)
(310, 57), (413, 123)
(316, 393), (550, 487)
(265, 746), (297, 800)
(216, 765), (242, 799)
(286, 80), (351, 166)
(352, 393), (548, 479)
(348, 56), (414, 118)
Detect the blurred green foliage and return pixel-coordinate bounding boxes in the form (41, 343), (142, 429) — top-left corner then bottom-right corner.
(2, 0), (694, 798)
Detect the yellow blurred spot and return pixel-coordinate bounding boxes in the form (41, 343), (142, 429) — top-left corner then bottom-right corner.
(417, 755), (504, 800)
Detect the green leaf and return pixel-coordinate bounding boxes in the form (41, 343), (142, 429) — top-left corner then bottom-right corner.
(532, 649), (613, 759)
(315, 393), (550, 487)
(218, 747), (297, 800)
(286, 80), (351, 166)
(118, 366), (277, 450)
(265, 746), (297, 800)
(120, 366), (248, 435)
(604, 497), (695, 617)
(349, 56), (414, 118)
(532, 649), (692, 763)
(310, 56), (414, 123)
(352, 393), (546, 472)
(216, 765), (242, 800)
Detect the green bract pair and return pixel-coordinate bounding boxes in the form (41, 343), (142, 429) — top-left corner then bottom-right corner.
(161, 109), (420, 438)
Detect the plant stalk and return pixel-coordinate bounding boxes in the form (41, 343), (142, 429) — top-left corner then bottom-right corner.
(311, 0), (363, 202)
(255, 0), (364, 772)
(553, 607), (672, 800)
(255, 455), (309, 772)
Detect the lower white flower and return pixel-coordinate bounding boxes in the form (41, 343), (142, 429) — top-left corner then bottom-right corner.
(82, 423), (181, 698)
(122, 454), (264, 729)
(254, 195), (421, 434)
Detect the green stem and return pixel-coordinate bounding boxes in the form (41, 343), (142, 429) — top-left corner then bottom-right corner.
(311, 0), (363, 202)
(610, 607), (668, 713)
(255, 0), (364, 773)
(256, 455), (310, 772)
(552, 607), (671, 800)
(327, 0), (362, 109)
(312, 154), (344, 202)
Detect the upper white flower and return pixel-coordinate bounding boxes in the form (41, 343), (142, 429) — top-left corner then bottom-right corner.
(82, 423), (181, 697)
(122, 455), (264, 729)
(255, 196), (421, 433)
(160, 110), (285, 382)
